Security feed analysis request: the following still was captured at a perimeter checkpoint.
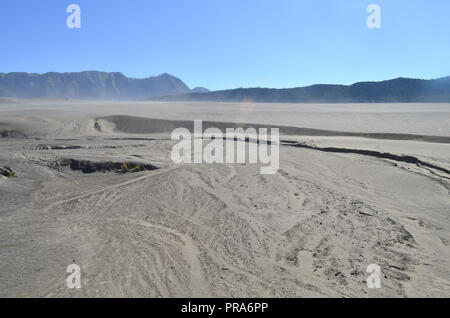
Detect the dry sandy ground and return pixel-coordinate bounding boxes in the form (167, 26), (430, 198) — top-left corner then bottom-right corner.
(0, 101), (449, 297)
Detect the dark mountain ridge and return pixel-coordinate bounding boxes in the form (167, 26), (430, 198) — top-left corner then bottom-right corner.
(157, 76), (450, 103)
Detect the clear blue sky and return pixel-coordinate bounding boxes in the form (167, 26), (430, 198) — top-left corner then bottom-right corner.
(1, 0), (449, 90)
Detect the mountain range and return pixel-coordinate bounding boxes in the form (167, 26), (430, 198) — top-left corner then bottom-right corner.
(158, 76), (450, 103)
(0, 71), (192, 100)
(0, 71), (449, 102)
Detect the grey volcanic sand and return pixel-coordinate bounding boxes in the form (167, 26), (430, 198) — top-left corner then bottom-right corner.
(0, 101), (449, 297)
(1, 99), (449, 136)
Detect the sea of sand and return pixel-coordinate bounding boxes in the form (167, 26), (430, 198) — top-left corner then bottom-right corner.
(0, 100), (449, 297)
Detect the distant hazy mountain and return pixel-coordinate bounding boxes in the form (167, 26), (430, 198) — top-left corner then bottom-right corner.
(1, 72), (449, 102)
(190, 87), (210, 93)
(158, 77), (450, 103)
(0, 71), (190, 99)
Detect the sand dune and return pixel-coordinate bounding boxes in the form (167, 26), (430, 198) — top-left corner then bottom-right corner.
(0, 101), (449, 297)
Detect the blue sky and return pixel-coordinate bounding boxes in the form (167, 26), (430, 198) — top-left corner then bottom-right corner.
(1, 0), (449, 90)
